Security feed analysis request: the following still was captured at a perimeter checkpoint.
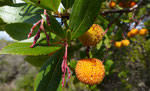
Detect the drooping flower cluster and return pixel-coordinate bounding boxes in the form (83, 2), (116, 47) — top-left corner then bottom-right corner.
(28, 9), (50, 48)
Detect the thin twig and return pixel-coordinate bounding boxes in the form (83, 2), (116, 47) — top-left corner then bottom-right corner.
(101, 0), (143, 15)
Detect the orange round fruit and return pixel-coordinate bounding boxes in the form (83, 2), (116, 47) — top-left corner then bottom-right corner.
(114, 41), (122, 48)
(139, 28), (148, 36)
(75, 58), (105, 85)
(79, 24), (104, 46)
(130, 1), (136, 7)
(109, 1), (116, 8)
(127, 32), (133, 38)
(130, 28), (139, 36)
(121, 39), (130, 47)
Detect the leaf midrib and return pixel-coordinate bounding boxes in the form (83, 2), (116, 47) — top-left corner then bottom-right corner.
(71, 0), (91, 39)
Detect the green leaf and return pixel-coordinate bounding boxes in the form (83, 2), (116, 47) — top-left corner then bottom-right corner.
(0, 43), (62, 55)
(34, 43), (82, 91)
(0, 17), (6, 25)
(4, 23), (38, 41)
(104, 35), (111, 48)
(23, 0), (61, 12)
(69, 60), (77, 71)
(0, 25), (5, 31)
(61, 0), (75, 9)
(104, 60), (114, 75)
(96, 41), (103, 50)
(34, 48), (64, 91)
(22, 0), (36, 5)
(25, 55), (50, 67)
(0, 3), (43, 24)
(69, 0), (104, 39)
(96, 15), (109, 29)
(0, 0), (13, 6)
(67, 43), (82, 60)
(45, 16), (65, 38)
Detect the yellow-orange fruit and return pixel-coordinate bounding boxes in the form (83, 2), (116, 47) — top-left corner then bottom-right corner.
(114, 41), (122, 48)
(79, 24), (104, 46)
(127, 32), (133, 38)
(139, 28), (148, 36)
(109, 1), (116, 8)
(130, 1), (136, 7)
(121, 39), (130, 47)
(130, 28), (139, 37)
(75, 58), (105, 85)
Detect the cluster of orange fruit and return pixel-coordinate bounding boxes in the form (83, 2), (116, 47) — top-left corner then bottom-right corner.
(114, 28), (149, 48)
(127, 28), (148, 37)
(114, 39), (130, 48)
(75, 24), (105, 85)
(109, 1), (136, 8)
(75, 24), (149, 85)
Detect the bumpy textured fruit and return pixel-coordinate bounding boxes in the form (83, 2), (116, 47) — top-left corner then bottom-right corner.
(114, 41), (122, 48)
(130, 28), (139, 37)
(75, 58), (105, 85)
(139, 29), (148, 36)
(121, 39), (130, 47)
(79, 24), (104, 46)
(109, 1), (116, 8)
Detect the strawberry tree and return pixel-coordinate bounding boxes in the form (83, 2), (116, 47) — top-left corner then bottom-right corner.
(0, 0), (150, 90)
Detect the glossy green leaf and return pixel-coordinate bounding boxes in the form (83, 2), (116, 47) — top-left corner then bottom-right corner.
(45, 16), (65, 38)
(4, 23), (38, 41)
(34, 48), (64, 91)
(25, 55), (50, 67)
(34, 43), (82, 91)
(23, 0), (61, 11)
(69, 0), (104, 39)
(0, 3), (43, 24)
(0, 43), (62, 55)
(61, 0), (75, 9)
(104, 60), (114, 75)
(0, 0), (13, 6)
